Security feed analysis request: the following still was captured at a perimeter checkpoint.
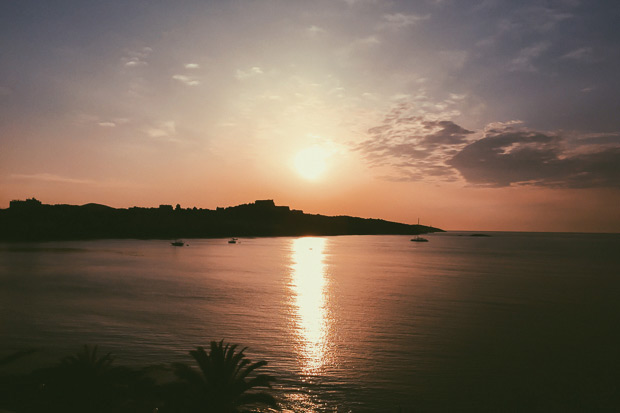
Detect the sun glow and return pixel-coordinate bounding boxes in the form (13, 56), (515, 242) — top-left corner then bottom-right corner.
(294, 147), (329, 181)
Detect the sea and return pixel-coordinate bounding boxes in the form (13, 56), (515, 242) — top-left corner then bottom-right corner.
(1, 232), (619, 411)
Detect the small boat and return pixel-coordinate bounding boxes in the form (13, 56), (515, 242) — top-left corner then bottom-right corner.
(228, 238), (238, 244)
(171, 240), (185, 246)
(411, 236), (429, 242)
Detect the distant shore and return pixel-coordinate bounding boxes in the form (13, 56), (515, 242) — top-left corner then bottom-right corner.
(0, 198), (443, 242)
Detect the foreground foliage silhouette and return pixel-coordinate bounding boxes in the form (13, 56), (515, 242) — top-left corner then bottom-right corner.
(0, 342), (278, 413)
(169, 341), (278, 412)
(21, 345), (155, 412)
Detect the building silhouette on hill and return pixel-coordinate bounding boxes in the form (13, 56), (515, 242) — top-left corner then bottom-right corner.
(1, 198), (443, 241)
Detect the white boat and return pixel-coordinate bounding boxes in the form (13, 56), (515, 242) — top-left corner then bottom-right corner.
(410, 236), (429, 242)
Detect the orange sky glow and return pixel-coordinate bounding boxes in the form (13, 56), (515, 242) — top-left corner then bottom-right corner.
(1, 1), (619, 232)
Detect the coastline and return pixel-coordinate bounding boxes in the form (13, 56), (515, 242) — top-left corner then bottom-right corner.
(0, 199), (443, 242)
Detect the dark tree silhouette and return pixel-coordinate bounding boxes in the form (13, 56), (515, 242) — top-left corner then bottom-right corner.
(0, 348), (36, 368)
(30, 345), (155, 413)
(60, 344), (114, 373)
(171, 340), (278, 412)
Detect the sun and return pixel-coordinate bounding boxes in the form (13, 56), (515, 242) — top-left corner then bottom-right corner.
(294, 147), (329, 181)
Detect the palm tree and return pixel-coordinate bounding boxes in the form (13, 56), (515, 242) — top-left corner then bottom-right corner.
(60, 344), (114, 375)
(171, 340), (278, 412)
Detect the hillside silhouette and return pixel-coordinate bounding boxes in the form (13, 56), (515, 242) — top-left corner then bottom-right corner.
(0, 198), (443, 241)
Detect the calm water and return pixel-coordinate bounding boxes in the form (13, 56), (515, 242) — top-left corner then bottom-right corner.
(1, 233), (619, 411)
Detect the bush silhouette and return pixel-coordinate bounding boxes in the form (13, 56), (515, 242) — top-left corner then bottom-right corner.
(24, 345), (155, 412)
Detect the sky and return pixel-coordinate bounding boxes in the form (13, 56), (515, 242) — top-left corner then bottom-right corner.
(1, 0), (619, 232)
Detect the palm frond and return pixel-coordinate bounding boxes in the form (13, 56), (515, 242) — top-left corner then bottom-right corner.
(233, 358), (252, 378)
(243, 374), (276, 391)
(237, 391), (279, 409)
(61, 345), (114, 374)
(174, 340), (277, 411)
(238, 359), (268, 380)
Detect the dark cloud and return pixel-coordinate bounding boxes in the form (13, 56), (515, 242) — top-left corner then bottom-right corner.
(449, 127), (620, 188)
(357, 109), (620, 188)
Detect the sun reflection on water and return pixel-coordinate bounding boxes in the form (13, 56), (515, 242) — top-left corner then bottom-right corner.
(289, 237), (330, 375)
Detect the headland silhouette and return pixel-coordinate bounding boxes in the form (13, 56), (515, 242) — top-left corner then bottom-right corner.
(0, 198), (443, 241)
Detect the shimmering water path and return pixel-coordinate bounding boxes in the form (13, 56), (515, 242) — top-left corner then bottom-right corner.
(1, 233), (619, 411)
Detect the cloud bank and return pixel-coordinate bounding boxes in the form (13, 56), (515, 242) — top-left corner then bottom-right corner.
(357, 109), (620, 188)
(450, 125), (620, 188)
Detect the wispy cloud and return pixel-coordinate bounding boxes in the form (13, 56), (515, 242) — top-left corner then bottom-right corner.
(439, 50), (468, 70)
(528, 7), (573, 32)
(476, 4), (576, 55)
(379, 13), (429, 30)
(357, 35), (380, 46)
(342, 0), (379, 6)
(235, 66), (264, 79)
(145, 121), (176, 139)
(343, 35), (381, 54)
(173, 63), (202, 86)
(497, 5), (573, 35)
(353, 103), (475, 182)
(509, 42), (550, 72)
(75, 115), (129, 128)
(307, 25), (326, 36)
(561, 47), (593, 61)
(172, 74), (201, 86)
(10, 173), (95, 185)
(122, 47), (153, 67)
